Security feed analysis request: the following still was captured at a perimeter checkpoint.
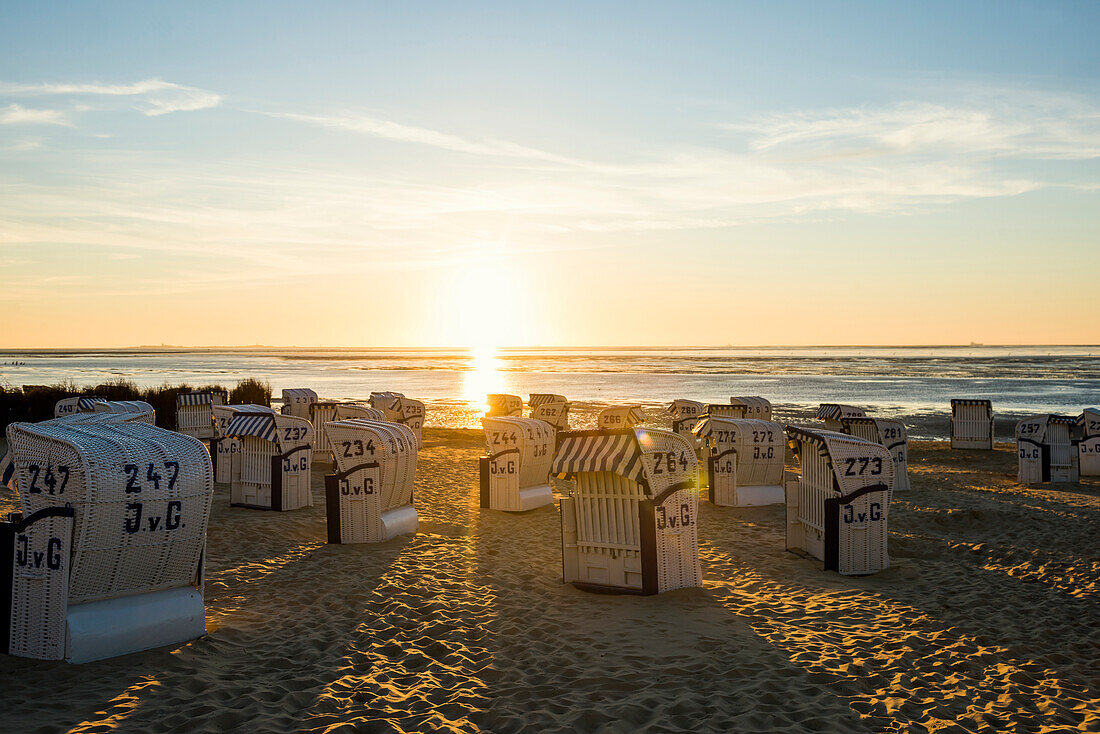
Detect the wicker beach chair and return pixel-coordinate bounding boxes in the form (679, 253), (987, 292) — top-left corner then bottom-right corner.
(1078, 409), (1100, 478)
(816, 404), (867, 432)
(53, 396), (105, 418)
(840, 417), (910, 491)
(529, 394), (571, 432)
(176, 391), (227, 440)
(479, 416), (555, 511)
(729, 396), (773, 421)
(555, 428), (702, 594)
(226, 408), (313, 511)
(693, 416), (785, 506)
(280, 388), (318, 420)
(369, 394), (426, 449)
(1016, 414), (1079, 484)
(486, 394), (523, 417)
(323, 418), (418, 543)
(950, 399), (994, 449)
(1, 420), (211, 662)
(784, 425), (894, 575)
(93, 400), (155, 424)
(597, 406), (646, 430)
(211, 405), (242, 485)
(309, 401), (342, 461)
(668, 399), (705, 445)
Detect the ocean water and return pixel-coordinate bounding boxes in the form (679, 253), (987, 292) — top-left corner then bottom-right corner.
(1, 346), (1098, 439)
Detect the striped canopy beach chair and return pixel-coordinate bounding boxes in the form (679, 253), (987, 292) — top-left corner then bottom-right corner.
(1, 420), (211, 662)
(486, 394), (523, 418)
(93, 400), (155, 424)
(816, 404), (867, 432)
(280, 388), (318, 420)
(693, 416), (785, 506)
(1016, 414), (1079, 484)
(176, 391), (227, 440)
(784, 425), (894, 575)
(729, 396), (773, 421)
(225, 407), (313, 511)
(1078, 408), (1100, 478)
(950, 399), (994, 450)
(555, 428), (702, 594)
(597, 406), (646, 430)
(53, 396), (105, 418)
(324, 419), (418, 543)
(479, 417), (555, 512)
(529, 394), (571, 432)
(840, 417), (910, 491)
(370, 393), (426, 449)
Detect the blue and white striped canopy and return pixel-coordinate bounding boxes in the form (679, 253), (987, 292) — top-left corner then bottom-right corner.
(552, 430), (645, 486)
(529, 393), (567, 406)
(178, 392), (215, 407)
(77, 397), (106, 410)
(225, 409), (278, 442)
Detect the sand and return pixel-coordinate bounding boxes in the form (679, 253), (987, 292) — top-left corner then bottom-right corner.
(1, 432), (1097, 733)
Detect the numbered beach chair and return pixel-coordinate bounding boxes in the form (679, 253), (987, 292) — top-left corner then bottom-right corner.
(1, 420), (211, 662)
(323, 419), (418, 543)
(555, 428), (702, 594)
(840, 417), (910, 492)
(669, 400), (705, 445)
(370, 394), (426, 449)
(281, 388), (318, 420)
(210, 405), (242, 485)
(176, 391), (227, 440)
(309, 402), (342, 461)
(93, 400), (155, 425)
(1016, 415), (1079, 484)
(816, 404), (867, 432)
(336, 403), (386, 421)
(729, 396), (773, 421)
(597, 406), (646, 430)
(1078, 409), (1100, 478)
(53, 396), (105, 418)
(784, 425), (894, 575)
(950, 399), (994, 449)
(226, 409), (313, 511)
(479, 417), (555, 511)
(529, 394), (571, 432)
(486, 394), (523, 417)
(693, 417), (785, 506)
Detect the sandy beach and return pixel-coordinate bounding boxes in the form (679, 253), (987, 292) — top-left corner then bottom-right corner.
(0, 430), (1095, 733)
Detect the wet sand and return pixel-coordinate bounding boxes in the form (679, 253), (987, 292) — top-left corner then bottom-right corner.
(1, 431), (1097, 733)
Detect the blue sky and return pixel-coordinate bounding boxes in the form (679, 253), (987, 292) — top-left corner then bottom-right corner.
(1, 1), (1098, 346)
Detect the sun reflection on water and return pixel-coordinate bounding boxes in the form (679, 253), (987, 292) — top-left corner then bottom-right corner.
(461, 346), (505, 410)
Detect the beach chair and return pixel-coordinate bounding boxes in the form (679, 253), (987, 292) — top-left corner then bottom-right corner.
(668, 399), (705, 445)
(784, 425), (893, 575)
(211, 405), (242, 485)
(280, 388), (318, 420)
(693, 417), (785, 506)
(704, 404), (748, 419)
(53, 396), (105, 418)
(840, 417), (910, 492)
(529, 394), (571, 432)
(597, 406), (646, 430)
(486, 394), (523, 417)
(729, 396), (773, 421)
(226, 408), (314, 511)
(555, 428), (702, 594)
(1078, 409), (1100, 478)
(1016, 414), (1079, 484)
(479, 417), (555, 511)
(369, 394), (426, 449)
(323, 419), (418, 543)
(816, 404), (867, 432)
(175, 391), (227, 440)
(336, 403), (386, 421)
(309, 402), (342, 461)
(950, 399), (994, 450)
(1, 420), (211, 662)
(92, 400), (155, 425)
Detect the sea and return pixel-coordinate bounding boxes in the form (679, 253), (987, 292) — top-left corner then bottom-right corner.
(1, 346), (1098, 440)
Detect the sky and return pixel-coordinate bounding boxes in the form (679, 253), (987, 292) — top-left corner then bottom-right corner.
(1, 1), (1098, 348)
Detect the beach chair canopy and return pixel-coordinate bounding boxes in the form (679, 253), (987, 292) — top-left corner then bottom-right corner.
(530, 393), (567, 406)
(176, 391), (226, 407)
(486, 394), (523, 417)
(1015, 414), (1076, 443)
(92, 400), (155, 422)
(53, 396), (106, 418)
(816, 404), (867, 421)
(554, 427), (698, 498)
(597, 406), (646, 430)
(668, 399), (704, 420)
(729, 397), (772, 421)
(787, 425), (895, 494)
(951, 398), (992, 416)
(1078, 408), (1100, 438)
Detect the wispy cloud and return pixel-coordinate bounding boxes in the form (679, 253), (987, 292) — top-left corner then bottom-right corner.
(0, 103), (69, 126)
(0, 78), (221, 116)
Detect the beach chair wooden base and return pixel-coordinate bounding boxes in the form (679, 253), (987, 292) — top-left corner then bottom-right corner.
(478, 457), (554, 512)
(1080, 438), (1100, 478)
(65, 586), (206, 664)
(323, 474), (419, 544)
(784, 476), (891, 576)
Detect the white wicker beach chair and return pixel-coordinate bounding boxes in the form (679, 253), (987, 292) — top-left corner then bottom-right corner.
(210, 405), (242, 485)
(323, 418), (418, 543)
(529, 394), (571, 432)
(479, 417), (555, 512)
(693, 417), (785, 506)
(175, 391), (227, 440)
(1078, 409), (1100, 478)
(226, 408), (313, 511)
(1016, 414), (1079, 484)
(1, 420), (211, 662)
(280, 388), (318, 419)
(309, 402), (342, 461)
(92, 400), (155, 425)
(784, 425), (893, 575)
(668, 399), (705, 445)
(369, 394), (426, 449)
(950, 399), (994, 449)
(729, 396), (772, 421)
(597, 406), (646, 430)
(53, 396), (105, 418)
(840, 417), (910, 492)
(816, 404), (867, 432)
(555, 428), (702, 594)
(486, 394), (523, 417)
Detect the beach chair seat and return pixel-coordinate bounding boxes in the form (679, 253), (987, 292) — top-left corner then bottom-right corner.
(729, 396), (773, 421)
(597, 406), (646, 430)
(529, 394), (571, 432)
(840, 417), (910, 491)
(1, 420), (211, 662)
(694, 417), (785, 506)
(1016, 414), (1079, 484)
(950, 399), (994, 449)
(370, 394), (426, 449)
(1078, 409), (1100, 478)
(226, 408), (313, 511)
(479, 417), (555, 512)
(53, 396), (105, 418)
(93, 400), (155, 424)
(785, 425), (893, 575)
(323, 419), (418, 543)
(816, 404), (867, 432)
(175, 391), (227, 440)
(280, 388), (318, 419)
(555, 428), (702, 594)
(486, 394), (523, 417)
